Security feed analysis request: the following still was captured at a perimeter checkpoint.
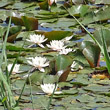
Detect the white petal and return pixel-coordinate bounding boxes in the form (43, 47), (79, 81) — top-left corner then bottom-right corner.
(27, 60), (33, 65)
(39, 68), (45, 72)
(57, 70), (64, 76)
(38, 44), (45, 48)
(54, 91), (62, 94)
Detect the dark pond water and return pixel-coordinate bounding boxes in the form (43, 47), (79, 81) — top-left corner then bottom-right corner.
(38, 25), (52, 32)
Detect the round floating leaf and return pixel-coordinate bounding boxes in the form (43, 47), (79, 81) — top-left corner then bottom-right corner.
(21, 16), (38, 31)
(78, 41), (94, 51)
(11, 16), (24, 26)
(68, 5), (89, 17)
(44, 30), (73, 41)
(93, 28), (110, 48)
(55, 54), (73, 71)
(43, 75), (59, 84)
(0, 1), (12, 8)
(38, 0), (48, 10)
(6, 43), (35, 51)
(6, 26), (22, 42)
(26, 71), (46, 84)
(76, 94), (95, 103)
(55, 55), (73, 82)
(84, 84), (110, 93)
(62, 88), (78, 95)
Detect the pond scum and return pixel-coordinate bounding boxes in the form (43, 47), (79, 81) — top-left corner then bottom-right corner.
(1, 0), (110, 110)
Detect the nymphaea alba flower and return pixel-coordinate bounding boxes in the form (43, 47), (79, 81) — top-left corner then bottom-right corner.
(59, 48), (72, 55)
(8, 64), (20, 74)
(71, 61), (77, 71)
(41, 83), (62, 95)
(62, 35), (73, 41)
(26, 34), (47, 48)
(27, 56), (49, 72)
(12, 12), (24, 18)
(48, 0), (57, 5)
(47, 40), (66, 51)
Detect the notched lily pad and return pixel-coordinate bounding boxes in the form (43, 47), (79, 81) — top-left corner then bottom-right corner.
(83, 84), (110, 93)
(78, 41), (101, 67)
(93, 28), (110, 48)
(7, 16), (38, 31)
(62, 88), (78, 95)
(21, 16), (38, 31)
(44, 30), (73, 41)
(35, 30), (73, 41)
(6, 26), (22, 42)
(68, 5), (89, 17)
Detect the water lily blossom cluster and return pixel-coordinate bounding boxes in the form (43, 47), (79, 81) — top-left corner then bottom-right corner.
(41, 83), (62, 95)
(59, 48), (72, 55)
(47, 40), (72, 55)
(47, 40), (66, 51)
(26, 34), (47, 48)
(8, 64), (21, 74)
(27, 56), (49, 72)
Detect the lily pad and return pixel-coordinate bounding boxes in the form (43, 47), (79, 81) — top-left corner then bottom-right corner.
(83, 44), (101, 67)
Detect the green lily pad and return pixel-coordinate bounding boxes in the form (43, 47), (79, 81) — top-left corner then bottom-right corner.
(93, 28), (110, 48)
(21, 16), (38, 31)
(6, 26), (22, 42)
(83, 84), (110, 93)
(44, 30), (73, 41)
(39, 0), (48, 10)
(62, 88), (78, 95)
(55, 55), (73, 71)
(83, 44), (101, 67)
(6, 43), (35, 52)
(68, 5), (89, 17)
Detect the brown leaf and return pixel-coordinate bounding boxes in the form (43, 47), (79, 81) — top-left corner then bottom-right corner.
(59, 67), (71, 82)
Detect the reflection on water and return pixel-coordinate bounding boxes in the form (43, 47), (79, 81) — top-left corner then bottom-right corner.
(38, 25), (52, 32)
(73, 38), (84, 42)
(92, 107), (97, 110)
(100, 61), (106, 67)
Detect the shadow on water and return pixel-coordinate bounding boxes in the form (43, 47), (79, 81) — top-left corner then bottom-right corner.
(73, 38), (84, 42)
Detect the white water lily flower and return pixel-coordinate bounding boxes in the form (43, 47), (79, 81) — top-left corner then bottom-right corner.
(59, 48), (72, 55)
(62, 36), (73, 41)
(71, 61), (77, 71)
(12, 12), (24, 18)
(61, 35), (73, 45)
(57, 70), (64, 76)
(8, 64), (20, 74)
(26, 34), (47, 48)
(41, 83), (62, 95)
(27, 56), (49, 72)
(79, 65), (83, 70)
(47, 40), (66, 51)
(48, 0), (57, 5)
